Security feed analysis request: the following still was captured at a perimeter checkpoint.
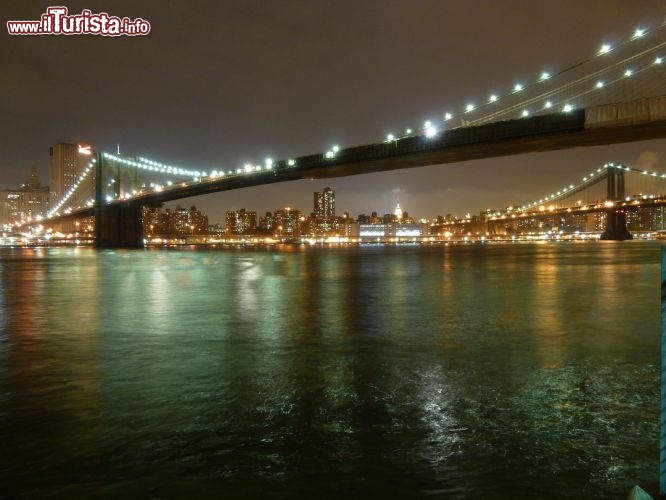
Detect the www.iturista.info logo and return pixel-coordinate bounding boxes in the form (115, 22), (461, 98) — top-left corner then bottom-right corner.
(7, 6), (151, 36)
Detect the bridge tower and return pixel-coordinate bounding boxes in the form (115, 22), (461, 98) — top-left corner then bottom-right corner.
(93, 153), (144, 248)
(600, 167), (632, 240)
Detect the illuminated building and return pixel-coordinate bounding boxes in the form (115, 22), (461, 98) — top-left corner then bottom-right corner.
(142, 206), (168, 236)
(258, 212), (275, 233)
(358, 222), (424, 241)
(313, 187), (335, 232)
(142, 205), (209, 237)
(167, 205), (208, 236)
(314, 187), (335, 218)
(394, 203), (403, 220)
(273, 207), (302, 237)
(225, 208), (257, 235)
(0, 166), (50, 227)
(49, 142), (93, 206)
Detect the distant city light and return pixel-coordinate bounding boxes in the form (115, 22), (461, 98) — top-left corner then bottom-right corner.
(465, 103), (475, 113)
(598, 43), (611, 55)
(540, 72), (550, 81)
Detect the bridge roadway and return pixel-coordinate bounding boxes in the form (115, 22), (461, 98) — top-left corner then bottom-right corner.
(113, 107), (666, 207)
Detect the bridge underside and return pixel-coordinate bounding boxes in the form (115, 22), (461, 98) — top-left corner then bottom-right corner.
(291, 120), (666, 180)
(133, 118), (666, 206)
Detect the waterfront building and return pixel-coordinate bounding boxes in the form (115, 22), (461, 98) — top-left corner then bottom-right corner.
(358, 221), (424, 241)
(0, 166), (50, 228)
(143, 206), (168, 236)
(225, 208), (257, 235)
(258, 212), (275, 234)
(273, 207), (302, 237)
(167, 205), (208, 236)
(142, 205), (209, 237)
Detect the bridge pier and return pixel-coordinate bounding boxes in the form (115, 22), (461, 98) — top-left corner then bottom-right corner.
(94, 203), (144, 248)
(600, 168), (632, 240)
(93, 152), (144, 248)
(600, 209), (632, 240)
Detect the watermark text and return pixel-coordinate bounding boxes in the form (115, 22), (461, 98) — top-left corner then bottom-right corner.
(7, 6), (151, 36)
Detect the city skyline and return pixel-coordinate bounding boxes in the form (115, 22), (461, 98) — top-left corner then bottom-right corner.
(2, 1), (666, 223)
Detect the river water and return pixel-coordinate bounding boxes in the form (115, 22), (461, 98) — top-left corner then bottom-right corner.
(0, 242), (660, 499)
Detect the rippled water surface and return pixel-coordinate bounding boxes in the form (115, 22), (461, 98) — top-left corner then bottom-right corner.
(0, 242), (660, 498)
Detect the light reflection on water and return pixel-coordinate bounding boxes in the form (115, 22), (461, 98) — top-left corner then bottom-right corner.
(0, 242), (660, 499)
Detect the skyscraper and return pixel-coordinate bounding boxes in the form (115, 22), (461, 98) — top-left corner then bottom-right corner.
(314, 187), (335, 219)
(313, 187), (335, 233)
(49, 142), (93, 206)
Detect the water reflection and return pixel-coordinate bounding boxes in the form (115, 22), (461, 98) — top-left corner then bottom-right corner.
(0, 242), (660, 499)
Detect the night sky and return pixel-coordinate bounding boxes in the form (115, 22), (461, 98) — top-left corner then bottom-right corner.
(2, 0), (666, 223)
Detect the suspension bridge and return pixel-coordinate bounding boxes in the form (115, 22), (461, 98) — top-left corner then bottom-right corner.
(457, 162), (666, 240)
(13, 22), (666, 247)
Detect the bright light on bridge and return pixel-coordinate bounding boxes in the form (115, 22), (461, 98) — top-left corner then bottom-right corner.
(425, 125), (438, 138)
